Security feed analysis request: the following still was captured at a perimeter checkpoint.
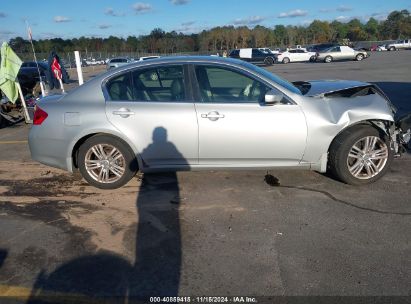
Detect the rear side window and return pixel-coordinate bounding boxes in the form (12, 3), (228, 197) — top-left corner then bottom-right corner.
(106, 66), (186, 102)
(132, 65), (185, 101)
(106, 73), (133, 101)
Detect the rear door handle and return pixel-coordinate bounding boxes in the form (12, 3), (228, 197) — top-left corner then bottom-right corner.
(201, 111), (225, 121)
(112, 108), (135, 117)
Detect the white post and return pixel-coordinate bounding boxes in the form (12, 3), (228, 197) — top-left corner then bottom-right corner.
(58, 78), (65, 93)
(74, 51), (84, 86)
(16, 83), (31, 123)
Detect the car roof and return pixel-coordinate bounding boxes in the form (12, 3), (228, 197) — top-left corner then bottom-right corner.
(108, 56), (247, 71)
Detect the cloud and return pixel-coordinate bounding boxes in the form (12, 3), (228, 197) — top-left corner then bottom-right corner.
(335, 15), (352, 22)
(174, 24), (209, 34)
(370, 12), (388, 21)
(300, 19), (314, 26)
(278, 9), (308, 18)
(319, 6), (353, 13)
(99, 24), (112, 29)
(39, 32), (61, 39)
(181, 21), (196, 26)
(0, 12), (6, 18)
(233, 15), (266, 25)
(105, 7), (125, 17)
(53, 16), (71, 23)
(319, 8), (333, 13)
(170, 0), (190, 5)
(337, 5), (352, 12)
(132, 2), (153, 14)
(0, 30), (14, 35)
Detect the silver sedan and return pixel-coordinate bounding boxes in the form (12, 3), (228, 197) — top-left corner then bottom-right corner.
(29, 56), (409, 189)
(316, 46), (369, 63)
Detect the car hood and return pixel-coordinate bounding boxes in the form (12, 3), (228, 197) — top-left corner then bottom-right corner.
(293, 80), (373, 96)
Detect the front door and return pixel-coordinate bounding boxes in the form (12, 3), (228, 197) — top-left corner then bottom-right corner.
(105, 65), (198, 168)
(192, 65), (307, 166)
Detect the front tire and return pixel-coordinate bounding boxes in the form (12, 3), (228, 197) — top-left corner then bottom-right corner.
(78, 135), (138, 189)
(324, 56), (333, 63)
(328, 126), (393, 185)
(389, 46), (396, 51)
(356, 54), (364, 61)
(282, 57), (290, 64)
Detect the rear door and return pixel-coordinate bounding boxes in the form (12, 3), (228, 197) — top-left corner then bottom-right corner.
(329, 46), (343, 60)
(192, 64), (307, 166)
(105, 64), (198, 168)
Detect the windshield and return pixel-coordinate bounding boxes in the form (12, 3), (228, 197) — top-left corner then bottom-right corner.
(240, 61), (301, 95)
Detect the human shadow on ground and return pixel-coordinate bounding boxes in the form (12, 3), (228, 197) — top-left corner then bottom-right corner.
(27, 127), (184, 304)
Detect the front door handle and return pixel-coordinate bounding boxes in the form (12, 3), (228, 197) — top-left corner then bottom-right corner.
(201, 111), (225, 121)
(112, 108), (135, 118)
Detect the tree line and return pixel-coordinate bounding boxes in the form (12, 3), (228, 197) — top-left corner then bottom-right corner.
(9, 9), (411, 56)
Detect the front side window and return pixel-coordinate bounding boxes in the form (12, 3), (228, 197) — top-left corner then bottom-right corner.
(195, 65), (270, 103)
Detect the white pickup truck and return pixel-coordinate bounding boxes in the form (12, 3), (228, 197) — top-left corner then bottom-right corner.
(386, 39), (411, 51)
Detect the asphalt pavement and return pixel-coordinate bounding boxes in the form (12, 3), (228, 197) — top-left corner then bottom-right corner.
(0, 51), (410, 303)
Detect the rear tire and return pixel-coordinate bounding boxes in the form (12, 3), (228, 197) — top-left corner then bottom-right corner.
(282, 57), (290, 64)
(328, 125), (393, 185)
(264, 57), (274, 66)
(324, 56), (333, 63)
(78, 135), (138, 189)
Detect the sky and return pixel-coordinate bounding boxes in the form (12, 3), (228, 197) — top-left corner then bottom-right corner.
(0, 0), (410, 41)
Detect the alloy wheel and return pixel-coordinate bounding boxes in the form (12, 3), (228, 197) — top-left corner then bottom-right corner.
(346, 136), (389, 180)
(84, 144), (126, 183)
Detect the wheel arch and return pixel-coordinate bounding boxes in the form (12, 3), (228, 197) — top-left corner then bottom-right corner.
(313, 119), (394, 173)
(71, 132), (142, 171)
(325, 119), (394, 184)
(328, 119), (394, 153)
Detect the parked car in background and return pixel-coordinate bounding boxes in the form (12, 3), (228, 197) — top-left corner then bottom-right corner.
(28, 56), (410, 189)
(377, 45), (387, 51)
(17, 61), (48, 95)
(307, 43), (338, 53)
(106, 57), (134, 70)
(370, 45), (387, 52)
(229, 48), (276, 66)
(316, 46), (369, 63)
(138, 56), (161, 61)
(386, 39), (411, 51)
(276, 49), (316, 64)
(258, 48), (280, 54)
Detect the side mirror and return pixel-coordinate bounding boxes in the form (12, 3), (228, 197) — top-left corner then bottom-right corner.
(265, 90), (284, 105)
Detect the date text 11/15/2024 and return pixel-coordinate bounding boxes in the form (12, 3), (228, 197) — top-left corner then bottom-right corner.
(149, 296), (258, 303)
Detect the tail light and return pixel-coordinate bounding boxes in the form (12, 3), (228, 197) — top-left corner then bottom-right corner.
(33, 106), (48, 125)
